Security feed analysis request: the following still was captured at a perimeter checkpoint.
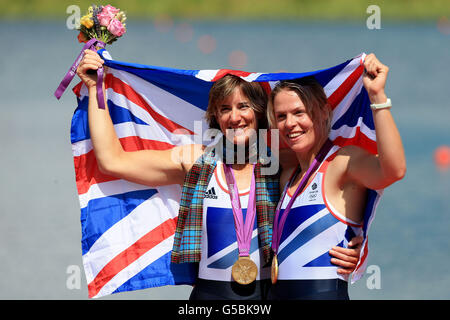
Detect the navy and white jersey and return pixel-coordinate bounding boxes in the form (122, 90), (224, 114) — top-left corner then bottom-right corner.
(198, 161), (270, 281)
(277, 149), (363, 282)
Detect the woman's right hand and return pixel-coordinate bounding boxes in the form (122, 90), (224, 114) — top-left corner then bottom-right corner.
(76, 49), (105, 89)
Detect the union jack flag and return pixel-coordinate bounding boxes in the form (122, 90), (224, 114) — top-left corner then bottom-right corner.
(70, 51), (380, 298)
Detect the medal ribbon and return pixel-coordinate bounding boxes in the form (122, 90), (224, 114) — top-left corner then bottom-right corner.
(54, 38), (107, 109)
(271, 139), (333, 256)
(223, 164), (256, 257)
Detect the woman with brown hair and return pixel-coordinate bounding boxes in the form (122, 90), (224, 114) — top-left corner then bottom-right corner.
(267, 53), (406, 300)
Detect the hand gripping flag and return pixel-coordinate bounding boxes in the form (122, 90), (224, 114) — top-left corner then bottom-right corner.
(70, 50), (381, 298)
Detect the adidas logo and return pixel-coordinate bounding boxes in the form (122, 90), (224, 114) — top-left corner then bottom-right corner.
(205, 187), (218, 199)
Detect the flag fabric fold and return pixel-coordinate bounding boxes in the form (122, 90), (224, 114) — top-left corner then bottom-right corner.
(70, 50), (380, 298)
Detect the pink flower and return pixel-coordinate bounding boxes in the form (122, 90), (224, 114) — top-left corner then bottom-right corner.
(97, 12), (112, 26)
(107, 19), (126, 37)
(102, 5), (120, 17)
(97, 5), (120, 27)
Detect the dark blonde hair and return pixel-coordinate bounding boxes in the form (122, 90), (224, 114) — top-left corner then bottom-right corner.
(205, 74), (269, 130)
(267, 76), (332, 141)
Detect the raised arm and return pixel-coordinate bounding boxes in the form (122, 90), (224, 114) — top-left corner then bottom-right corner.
(76, 50), (203, 187)
(346, 53), (406, 190)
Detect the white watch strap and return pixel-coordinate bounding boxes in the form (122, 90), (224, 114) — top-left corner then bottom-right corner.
(370, 98), (392, 110)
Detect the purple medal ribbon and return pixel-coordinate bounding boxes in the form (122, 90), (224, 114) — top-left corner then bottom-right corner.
(223, 164), (256, 257)
(271, 139), (333, 256)
(54, 38), (106, 109)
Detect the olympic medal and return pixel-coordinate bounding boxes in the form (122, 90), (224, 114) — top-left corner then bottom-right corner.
(271, 254), (278, 284)
(232, 256), (258, 285)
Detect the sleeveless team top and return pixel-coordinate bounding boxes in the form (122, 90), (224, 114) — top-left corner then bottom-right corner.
(198, 161), (270, 281)
(277, 148), (363, 282)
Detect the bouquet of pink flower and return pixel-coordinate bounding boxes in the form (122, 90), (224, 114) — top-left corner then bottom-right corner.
(77, 4), (126, 44)
(54, 4), (127, 109)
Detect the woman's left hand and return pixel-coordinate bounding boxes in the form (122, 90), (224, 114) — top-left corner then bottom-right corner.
(362, 53), (389, 103)
(329, 236), (363, 275)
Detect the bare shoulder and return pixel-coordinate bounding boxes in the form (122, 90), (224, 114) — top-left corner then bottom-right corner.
(331, 145), (379, 187)
(179, 143), (205, 155)
(178, 144), (206, 173)
(336, 145), (370, 158)
(334, 145), (374, 168)
(327, 146), (355, 169)
(326, 146), (368, 182)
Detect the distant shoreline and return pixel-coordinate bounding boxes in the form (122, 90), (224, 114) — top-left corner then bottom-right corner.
(1, 0), (449, 22)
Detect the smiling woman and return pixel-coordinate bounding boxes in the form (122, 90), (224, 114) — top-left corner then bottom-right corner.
(266, 53), (406, 300)
(268, 77), (331, 156)
(215, 88), (258, 146)
(205, 74), (268, 132)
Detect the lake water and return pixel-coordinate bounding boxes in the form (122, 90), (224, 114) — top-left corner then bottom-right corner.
(0, 19), (449, 300)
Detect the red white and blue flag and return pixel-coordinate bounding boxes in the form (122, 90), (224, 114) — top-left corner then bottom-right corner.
(70, 51), (380, 298)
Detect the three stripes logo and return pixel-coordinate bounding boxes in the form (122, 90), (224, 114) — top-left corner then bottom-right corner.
(205, 187), (218, 199)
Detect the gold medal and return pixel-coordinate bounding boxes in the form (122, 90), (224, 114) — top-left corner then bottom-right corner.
(232, 256), (258, 285)
(271, 254), (278, 284)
